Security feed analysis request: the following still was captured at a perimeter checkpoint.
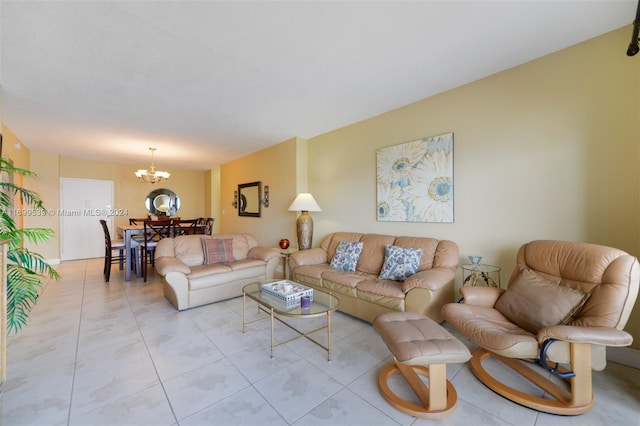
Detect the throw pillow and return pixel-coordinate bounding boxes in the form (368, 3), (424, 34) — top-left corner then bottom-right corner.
(378, 245), (423, 281)
(329, 241), (364, 272)
(202, 238), (235, 264)
(495, 267), (590, 334)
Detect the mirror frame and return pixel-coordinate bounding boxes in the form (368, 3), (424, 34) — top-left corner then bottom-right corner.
(145, 188), (181, 217)
(238, 181), (262, 217)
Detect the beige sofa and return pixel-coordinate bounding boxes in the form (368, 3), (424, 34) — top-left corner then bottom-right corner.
(154, 233), (280, 310)
(289, 232), (459, 323)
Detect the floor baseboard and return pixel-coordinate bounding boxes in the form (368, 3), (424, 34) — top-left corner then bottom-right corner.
(607, 346), (640, 370)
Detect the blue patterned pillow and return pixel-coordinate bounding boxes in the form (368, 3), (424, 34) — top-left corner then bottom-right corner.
(329, 241), (364, 272)
(379, 245), (423, 281)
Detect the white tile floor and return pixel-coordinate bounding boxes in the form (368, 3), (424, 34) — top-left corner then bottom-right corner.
(3, 258), (639, 426)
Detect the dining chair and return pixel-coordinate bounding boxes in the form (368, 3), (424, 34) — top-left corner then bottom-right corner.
(204, 217), (215, 235)
(128, 216), (153, 256)
(128, 216), (151, 225)
(142, 219), (173, 282)
(172, 218), (199, 236)
(100, 219), (138, 282)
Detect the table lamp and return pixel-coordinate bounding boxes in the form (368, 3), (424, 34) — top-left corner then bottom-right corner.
(288, 193), (321, 250)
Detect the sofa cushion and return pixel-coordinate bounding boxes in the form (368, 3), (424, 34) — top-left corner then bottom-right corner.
(379, 245), (423, 281)
(294, 264), (332, 280)
(357, 278), (405, 299)
(203, 238), (235, 264)
(330, 241), (363, 272)
(394, 237), (439, 271)
(324, 232), (363, 263)
(172, 235), (206, 266)
(321, 270), (368, 296)
(357, 234), (397, 275)
(322, 269), (367, 288)
(229, 258), (266, 271)
(495, 267), (590, 334)
(188, 263), (233, 280)
(357, 279), (406, 310)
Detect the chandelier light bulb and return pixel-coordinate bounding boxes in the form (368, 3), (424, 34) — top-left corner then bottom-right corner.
(135, 147), (170, 184)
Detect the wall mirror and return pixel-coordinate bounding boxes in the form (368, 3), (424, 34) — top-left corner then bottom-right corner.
(238, 181), (261, 217)
(145, 188), (181, 217)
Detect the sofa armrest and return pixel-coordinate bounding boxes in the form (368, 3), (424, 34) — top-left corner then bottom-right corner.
(459, 286), (505, 307)
(401, 267), (455, 292)
(163, 271), (190, 310)
(290, 248), (327, 268)
(155, 257), (191, 276)
(248, 246), (280, 262)
(538, 325), (633, 347)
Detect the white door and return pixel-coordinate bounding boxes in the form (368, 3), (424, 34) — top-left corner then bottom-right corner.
(60, 178), (114, 260)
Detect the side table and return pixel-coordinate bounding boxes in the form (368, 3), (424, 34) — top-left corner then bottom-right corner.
(461, 263), (501, 288)
(276, 247), (298, 280)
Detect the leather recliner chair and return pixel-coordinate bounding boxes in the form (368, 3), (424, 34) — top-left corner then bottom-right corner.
(442, 240), (639, 415)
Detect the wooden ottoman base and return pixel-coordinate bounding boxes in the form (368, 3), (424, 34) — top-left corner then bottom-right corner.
(373, 311), (471, 419)
(378, 360), (458, 419)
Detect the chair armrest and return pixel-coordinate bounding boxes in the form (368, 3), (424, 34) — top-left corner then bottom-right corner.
(401, 267), (455, 292)
(290, 248), (327, 268)
(459, 286), (505, 307)
(155, 257), (191, 276)
(538, 325), (633, 347)
(247, 247), (280, 262)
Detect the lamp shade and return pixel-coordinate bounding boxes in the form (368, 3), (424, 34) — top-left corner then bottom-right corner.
(288, 193), (322, 212)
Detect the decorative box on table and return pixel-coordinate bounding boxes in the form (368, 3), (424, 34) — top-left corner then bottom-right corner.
(261, 280), (314, 308)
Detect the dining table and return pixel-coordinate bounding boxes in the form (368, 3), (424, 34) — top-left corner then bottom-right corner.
(116, 224), (147, 281)
(116, 222), (208, 281)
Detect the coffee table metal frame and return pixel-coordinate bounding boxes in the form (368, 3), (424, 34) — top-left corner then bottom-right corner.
(242, 281), (339, 361)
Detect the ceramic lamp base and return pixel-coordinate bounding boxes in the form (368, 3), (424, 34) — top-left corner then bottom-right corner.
(296, 210), (314, 250)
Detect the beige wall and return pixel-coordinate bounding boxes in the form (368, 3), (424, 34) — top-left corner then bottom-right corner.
(304, 26), (640, 346)
(23, 152), (61, 261)
(204, 167), (221, 235)
(1, 126), (30, 169)
(1, 126), (33, 238)
(16, 153), (207, 261)
(309, 27), (639, 257)
(220, 26), (640, 347)
(59, 156), (205, 227)
(220, 137), (302, 247)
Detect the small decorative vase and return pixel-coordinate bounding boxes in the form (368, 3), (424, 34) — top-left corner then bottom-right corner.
(468, 255), (482, 269)
(279, 239), (290, 249)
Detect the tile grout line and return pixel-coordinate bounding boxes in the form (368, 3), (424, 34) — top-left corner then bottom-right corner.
(66, 259), (90, 425)
(176, 309), (291, 425)
(118, 273), (181, 425)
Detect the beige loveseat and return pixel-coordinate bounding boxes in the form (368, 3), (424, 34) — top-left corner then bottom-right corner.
(289, 232), (459, 323)
(154, 233), (280, 310)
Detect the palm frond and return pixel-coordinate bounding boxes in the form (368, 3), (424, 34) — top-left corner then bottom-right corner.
(1, 228), (57, 247)
(6, 265), (42, 333)
(0, 157), (59, 333)
(8, 248), (60, 280)
(0, 183), (45, 211)
(0, 158), (38, 179)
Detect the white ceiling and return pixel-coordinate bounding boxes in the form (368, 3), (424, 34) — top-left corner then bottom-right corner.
(1, 1), (637, 171)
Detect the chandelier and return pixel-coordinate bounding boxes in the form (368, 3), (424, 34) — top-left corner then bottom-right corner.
(134, 147), (170, 184)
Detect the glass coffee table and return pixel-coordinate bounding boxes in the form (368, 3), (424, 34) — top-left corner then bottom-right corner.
(242, 281), (339, 361)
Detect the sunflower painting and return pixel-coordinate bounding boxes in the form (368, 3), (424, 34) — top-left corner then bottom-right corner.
(376, 133), (453, 223)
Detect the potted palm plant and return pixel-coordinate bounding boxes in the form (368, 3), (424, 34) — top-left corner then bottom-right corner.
(0, 157), (59, 333)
